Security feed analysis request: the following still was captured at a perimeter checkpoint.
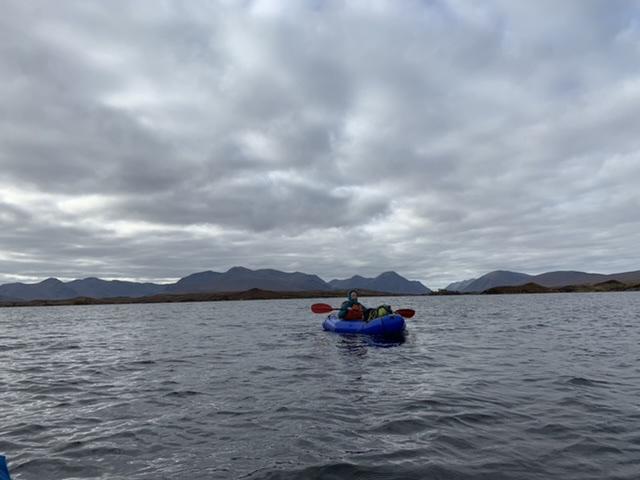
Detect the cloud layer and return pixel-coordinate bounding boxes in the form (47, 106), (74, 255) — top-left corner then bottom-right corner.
(2, 0), (640, 288)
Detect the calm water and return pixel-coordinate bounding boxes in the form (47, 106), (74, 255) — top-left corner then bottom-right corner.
(1, 293), (640, 479)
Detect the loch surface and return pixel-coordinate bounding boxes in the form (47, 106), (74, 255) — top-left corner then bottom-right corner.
(1, 293), (640, 479)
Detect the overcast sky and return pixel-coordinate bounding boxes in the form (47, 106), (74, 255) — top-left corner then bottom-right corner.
(1, 0), (640, 289)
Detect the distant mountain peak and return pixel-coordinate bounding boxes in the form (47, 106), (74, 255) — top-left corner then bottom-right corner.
(378, 271), (401, 278)
(166, 266), (331, 294)
(227, 266), (251, 273)
(190, 270), (217, 276)
(487, 270), (524, 276)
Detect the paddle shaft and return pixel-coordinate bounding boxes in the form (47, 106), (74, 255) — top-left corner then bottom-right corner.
(310, 303), (414, 318)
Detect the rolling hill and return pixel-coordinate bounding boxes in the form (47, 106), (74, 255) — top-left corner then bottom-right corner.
(329, 271), (430, 294)
(446, 269), (640, 293)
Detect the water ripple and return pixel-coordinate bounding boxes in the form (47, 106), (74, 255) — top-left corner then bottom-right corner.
(1, 294), (640, 479)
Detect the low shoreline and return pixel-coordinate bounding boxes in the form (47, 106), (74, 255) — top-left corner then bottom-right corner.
(2, 281), (639, 308)
(481, 280), (640, 294)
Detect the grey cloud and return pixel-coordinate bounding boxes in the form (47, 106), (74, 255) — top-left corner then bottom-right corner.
(109, 176), (390, 232)
(1, 0), (640, 288)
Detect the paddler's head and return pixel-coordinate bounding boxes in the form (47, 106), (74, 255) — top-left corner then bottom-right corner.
(348, 289), (358, 302)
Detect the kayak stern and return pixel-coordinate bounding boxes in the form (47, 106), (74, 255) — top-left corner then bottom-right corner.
(323, 313), (406, 336)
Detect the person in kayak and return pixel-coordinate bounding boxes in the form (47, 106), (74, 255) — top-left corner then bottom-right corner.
(338, 289), (368, 320)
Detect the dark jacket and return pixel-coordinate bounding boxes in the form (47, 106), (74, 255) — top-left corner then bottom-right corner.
(338, 295), (367, 320)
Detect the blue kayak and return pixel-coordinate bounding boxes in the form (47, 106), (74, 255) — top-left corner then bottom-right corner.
(323, 313), (406, 336)
(0, 456), (11, 480)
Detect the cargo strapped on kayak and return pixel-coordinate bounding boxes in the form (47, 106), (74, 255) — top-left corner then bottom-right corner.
(367, 304), (393, 321)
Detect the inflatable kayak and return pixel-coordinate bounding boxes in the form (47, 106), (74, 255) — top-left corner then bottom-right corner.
(0, 456), (11, 480)
(323, 313), (406, 336)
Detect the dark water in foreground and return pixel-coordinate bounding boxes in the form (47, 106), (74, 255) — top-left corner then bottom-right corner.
(1, 293), (640, 479)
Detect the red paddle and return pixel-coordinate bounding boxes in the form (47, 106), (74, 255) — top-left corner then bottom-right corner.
(310, 303), (415, 318)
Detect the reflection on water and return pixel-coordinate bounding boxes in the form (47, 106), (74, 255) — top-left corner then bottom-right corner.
(334, 332), (407, 357)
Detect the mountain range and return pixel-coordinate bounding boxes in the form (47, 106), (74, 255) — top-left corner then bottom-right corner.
(446, 269), (640, 293)
(5, 267), (637, 302)
(0, 267), (430, 301)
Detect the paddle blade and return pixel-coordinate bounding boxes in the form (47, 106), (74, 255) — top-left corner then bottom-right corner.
(395, 309), (415, 318)
(311, 303), (335, 314)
